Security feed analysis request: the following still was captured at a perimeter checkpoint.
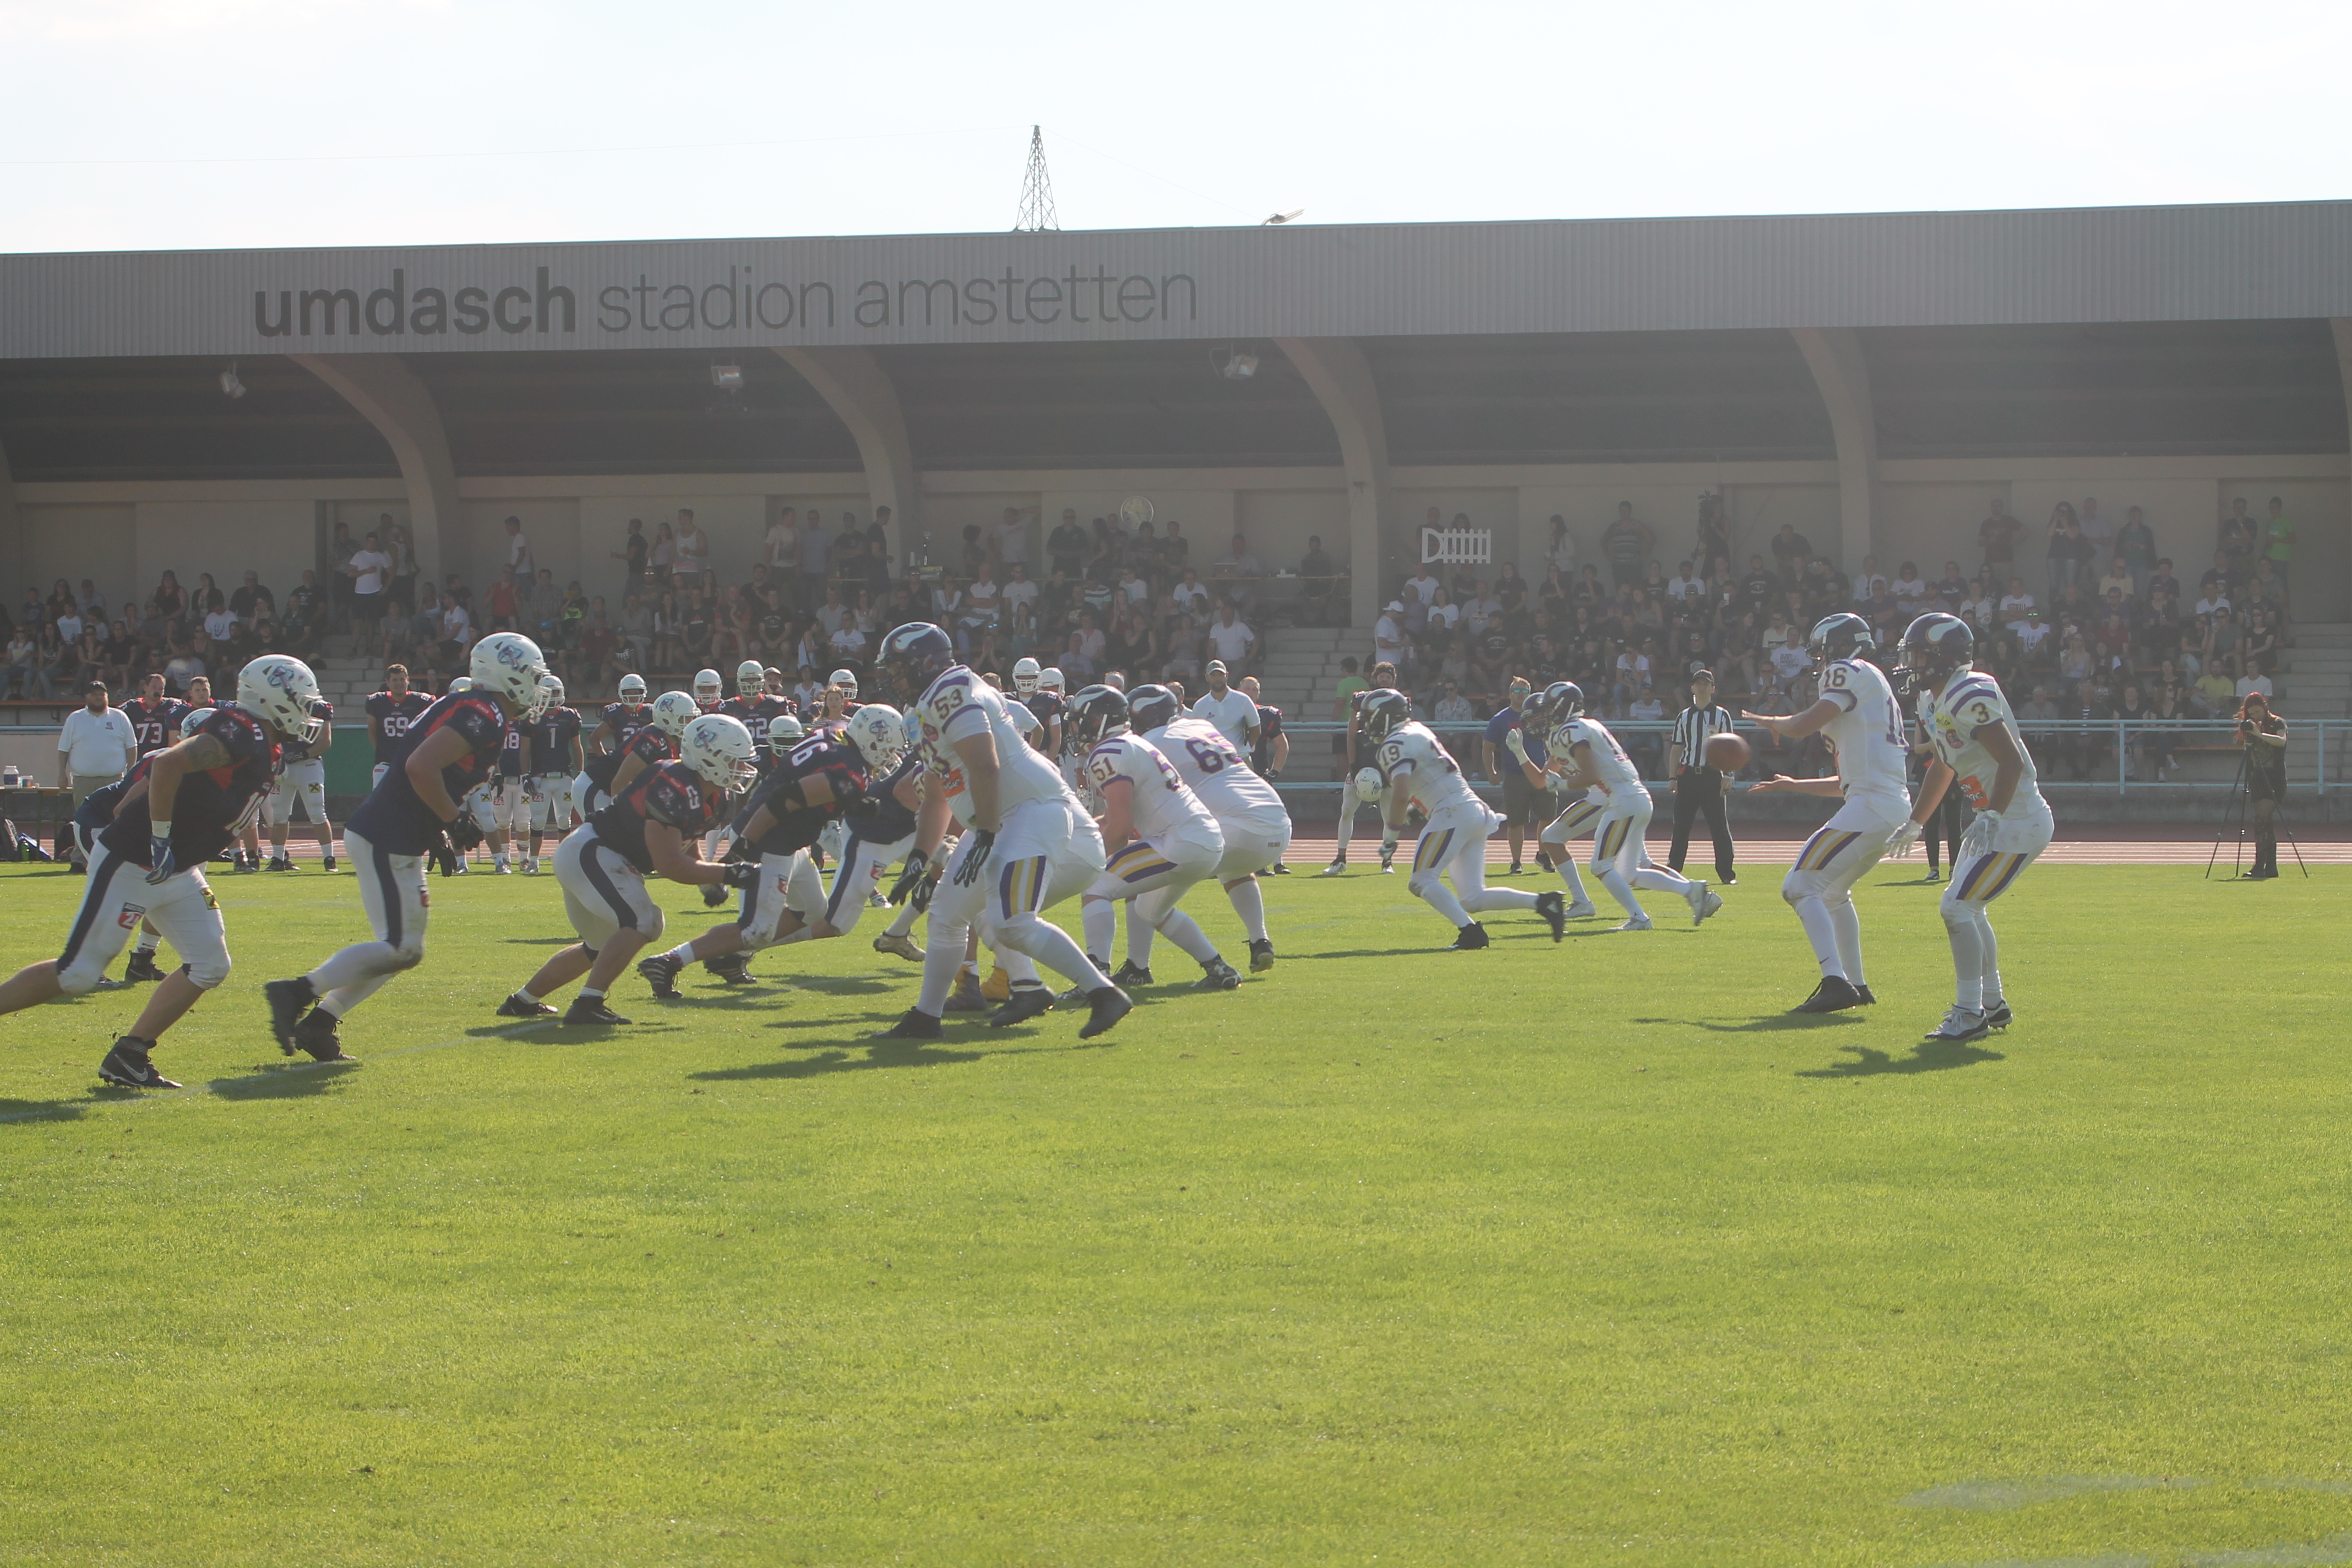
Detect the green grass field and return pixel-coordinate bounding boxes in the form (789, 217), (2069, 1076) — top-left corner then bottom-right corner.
(2, 856), (2348, 1567)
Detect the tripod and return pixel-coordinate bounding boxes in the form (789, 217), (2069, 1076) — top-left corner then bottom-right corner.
(2205, 748), (2309, 879)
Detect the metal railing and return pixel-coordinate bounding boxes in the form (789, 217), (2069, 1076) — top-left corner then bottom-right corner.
(1258, 718), (2345, 797)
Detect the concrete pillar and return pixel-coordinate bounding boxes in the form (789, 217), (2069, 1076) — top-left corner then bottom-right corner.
(1276, 336), (1389, 632)
(2327, 319), (2352, 622)
(774, 347), (921, 546)
(291, 353), (461, 586)
(1791, 327), (1877, 571)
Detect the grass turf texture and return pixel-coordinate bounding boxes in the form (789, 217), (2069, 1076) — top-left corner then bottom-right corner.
(0, 858), (2347, 1567)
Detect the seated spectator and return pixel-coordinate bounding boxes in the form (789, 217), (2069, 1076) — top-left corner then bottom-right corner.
(487, 567), (521, 632)
(1851, 554), (1888, 604)
(1205, 603), (1256, 673)
(162, 638), (206, 695)
(1211, 532), (1263, 611)
(4, 624), (40, 699)
(2000, 579), (2037, 629)
(1162, 615), (1201, 682)
(1374, 600), (1408, 669)
(2190, 663), (2235, 718)
(1933, 560), (1969, 608)
(1891, 561), (1930, 610)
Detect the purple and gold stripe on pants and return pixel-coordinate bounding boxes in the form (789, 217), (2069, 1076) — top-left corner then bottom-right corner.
(1953, 850), (2030, 903)
(1108, 841), (1177, 884)
(995, 853), (1049, 919)
(1795, 827), (1864, 873)
(1413, 827), (1456, 873)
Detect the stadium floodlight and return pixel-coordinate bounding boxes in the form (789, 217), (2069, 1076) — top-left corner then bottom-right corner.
(1262, 209), (1304, 226)
(219, 362), (247, 399)
(710, 364), (744, 391)
(1215, 349), (1259, 381)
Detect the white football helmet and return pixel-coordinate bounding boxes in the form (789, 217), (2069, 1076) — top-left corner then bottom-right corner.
(236, 654), (325, 747)
(470, 631), (551, 720)
(680, 713), (759, 793)
(693, 668), (723, 708)
(736, 658), (764, 696)
(651, 690), (700, 740)
(1039, 666), (1065, 694)
(617, 672), (647, 701)
(537, 674), (565, 712)
(447, 676), (473, 693)
(1012, 656), (1042, 695)
(766, 714), (807, 754)
(842, 704), (905, 772)
(1354, 766), (1386, 804)
(827, 667), (858, 696)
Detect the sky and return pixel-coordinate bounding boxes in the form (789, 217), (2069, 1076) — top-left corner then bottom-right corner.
(1, 0), (2345, 254)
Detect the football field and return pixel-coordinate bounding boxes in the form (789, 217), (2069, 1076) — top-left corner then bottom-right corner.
(2, 856), (2346, 1567)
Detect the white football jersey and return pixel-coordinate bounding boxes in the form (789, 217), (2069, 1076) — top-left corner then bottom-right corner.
(1920, 668), (2048, 819)
(1004, 697), (1042, 743)
(1376, 721), (1479, 818)
(1146, 716), (1291, 837)
(1816, 657), (1912, 812)
(1085, 732), (1223, 852)
(1548, 715), (1643, 803)
(914, 666), (1072, 829)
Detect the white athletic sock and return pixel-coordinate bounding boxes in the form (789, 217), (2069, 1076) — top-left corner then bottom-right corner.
(1125, 914), (1156, 970)
(1333, 804), (1358, 854)
(1082, 900), (1119, 968)
(1551, 855), (1588, 903)
(1597, 868), (1646, 921)
(1632, 864), (1695, 896)
(1943, 910), (1985, 1010)
(1224, 876), (1268, 942)
(995, 919), (1112, 992)
(1417, 878), (1472, 928)
(663, 942), (695, 965)
(579, 986), (604, 1001)
(1828, 899), (1866, 986)
(884, 899), (921, 938)
(916, 916), (967, 1015)
(133, 936), (159, 956)
(1976, 908), (2003, 1006)
(1154, 908), (1220, 966)
(997, 946), (1040, 986)
(305, 941), (407, 998)
(1793, 897), (1845, 978)
(516, 986), (545, 1005)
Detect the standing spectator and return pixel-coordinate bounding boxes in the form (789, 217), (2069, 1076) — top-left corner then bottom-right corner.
(347, 529), (394, 650)
(2044, 503), (2092, 598)
(1766, 521), (1812, 585)
(865, 506), (894, 573)
(382, 515), (420, 613)
(799, 511), (832, 608)
(503, 515), (535, 580)
(992, 504), (1033, 576)
(57, 679), (137, 844)
(1047, 508), (1090, 580)
(2114, 505), (2157, 594)
(615, 517), (652, 600)
(1545, 514), (1577, 576)
(2078, 496), (2116, 562)
(2218, 497), (2259, 573)
(1607, 503), (1656, 588)
(672, 509), (711, 582)
(527, 567), (565, 649)
(326, 521), (357, 630)
(649, 519), (676, 587)
(1979, 499), (2024, 584)
(2264, 496), (2295, 571)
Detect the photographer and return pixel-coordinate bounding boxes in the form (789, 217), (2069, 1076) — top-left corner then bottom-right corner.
(2239, 693), (2289, 879)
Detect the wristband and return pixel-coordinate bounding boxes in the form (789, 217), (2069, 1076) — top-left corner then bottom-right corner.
(149, 819), (172, 839)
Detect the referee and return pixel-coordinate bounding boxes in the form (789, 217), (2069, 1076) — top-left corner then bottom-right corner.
(1668, 669), (1737, 884)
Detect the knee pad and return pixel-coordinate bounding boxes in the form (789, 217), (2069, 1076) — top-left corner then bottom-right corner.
(1939, 894), (1975, 928)
(389, 938), (426, 970)
(186, 954), (230, 990)
(1407, 870), (1442, 899)
(56, 956), (105, 996)
(990, 909), (1050, 953)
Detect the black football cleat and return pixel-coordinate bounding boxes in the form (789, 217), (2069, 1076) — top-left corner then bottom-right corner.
(1111, 960), (1154, 988)
(1077, 986), (1134, 1039)
(1791, 976), (1865, 1014)
(873, 1008), (943, 1041)
(987, 986), (1055, 1028)
(322, 854), (337, 872)
(562, 997), (631, 1027)
(97, 1037), (179, 1090)
(1984, 1000), (2013, 1030)
(1195, 957), (1242, 992)
(497, 993), (557, 1018)
(705, 954), (756, 986)
(123, 950), (165, 984)
(1536, 890), (1566, 943)
(637, 954), (684, 1000)
(1534, 850), (1554, 873)
(290, 1008), (352, 1063)
(1248, 938), (1276, 973)
(264, 976), (316, 1052)
(1856, 984), (1878, 1005)
(1447, 922), (1491, 951)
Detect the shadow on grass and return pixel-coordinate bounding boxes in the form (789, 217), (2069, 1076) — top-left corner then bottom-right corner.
(778, 974), (897, 996)
(1799, 1038), (2006, 1078)
(0, 1096), (90, 1125)
(1638, 1013), (1872, 1035)
(501, 937), (576, 946)
(208, 1061), (361, 1099)
(694, 1039), (988, 1080)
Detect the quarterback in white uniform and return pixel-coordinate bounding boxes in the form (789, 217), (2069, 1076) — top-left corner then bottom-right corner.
(1358, 692), (1563, 949)
(1135, 684), (1292, 972)
(869, 624), (1130, 1041)
(1893, 612), (2052, 1044)
(1067, 686), (1240, 991)
(1746, 613), (1914, 1013)
(1523, 683), (1718, 931)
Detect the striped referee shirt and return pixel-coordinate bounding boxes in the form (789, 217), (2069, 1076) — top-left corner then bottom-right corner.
(1672, 704), (1736, 770)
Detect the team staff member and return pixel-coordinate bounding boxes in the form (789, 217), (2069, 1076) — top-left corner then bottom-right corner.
(1479, 677), (1542, 875)
(265, 633), (551, 1059)
(56, 680), (137, 863)
(364, 665), (432, 787)
(1667, 670), (1738, 885)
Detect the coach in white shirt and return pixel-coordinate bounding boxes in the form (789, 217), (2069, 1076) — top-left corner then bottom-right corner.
(57, 680), (137, 808)
(1190, 660), (1261, 752)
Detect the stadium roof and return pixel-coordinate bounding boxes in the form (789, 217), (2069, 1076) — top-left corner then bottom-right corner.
(2, 200), (2350, 482)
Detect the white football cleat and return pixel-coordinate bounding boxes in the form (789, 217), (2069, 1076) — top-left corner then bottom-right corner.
(1565, 901), (1598, 919)
(1616, 916), (1654, 932)
(1316, 858), (1346, 878)
(1925, 1006), (1989, 1043)
(1686, 882), (1723, 926)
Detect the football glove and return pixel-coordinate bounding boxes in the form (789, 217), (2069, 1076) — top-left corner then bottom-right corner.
(951, 829), (996, 887)
(701, 880), (730, 908)
(885, 847), (931, 906)
(445, 814), (486, 854)
(145, 829), (179, 885)
(1504, 728), (1527, 761)
(722, 861), (763, 889)
(1958, 808), (2002, 861)
(1883, 819), (1923, 859)
(911, 873), (935, 914)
